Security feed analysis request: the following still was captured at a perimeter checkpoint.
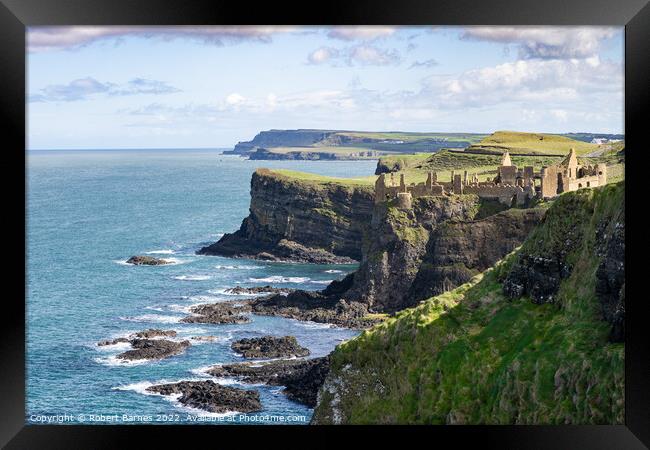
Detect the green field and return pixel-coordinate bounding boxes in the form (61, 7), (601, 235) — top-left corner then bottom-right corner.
(267, 168), (376, 186)
(468, 131), (599, 155)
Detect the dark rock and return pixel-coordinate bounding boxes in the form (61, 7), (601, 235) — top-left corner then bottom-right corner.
(132, 329), (177, 339)
(116, 338), (190, 361)
(225, 285), (295, 295)
(231, 336), (310, 359)
(181, 303), (251, 324)
(410, 208), (546, 307)
(146, 380), (261, 413)
(126, 255), (170, 266)
(97, 337), (130, 346)
(250, 290), (380, 329)
(502, 254), (568, 304)
(207, 357), (330, 407)
(595, 215), (625, 342)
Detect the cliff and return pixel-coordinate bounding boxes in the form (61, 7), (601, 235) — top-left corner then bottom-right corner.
(332, 196), (545, 312)
(226, 129), (339, 155)
(311, 182), (625, 424)
(197, 169), (374, 263)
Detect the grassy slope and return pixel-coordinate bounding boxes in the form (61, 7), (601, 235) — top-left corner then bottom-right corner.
(314, 183), (624, 424)
(469, 131), (598, 155)
(263, 168), (376, 187)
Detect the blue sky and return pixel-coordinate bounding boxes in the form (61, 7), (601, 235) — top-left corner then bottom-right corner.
(27, 26), (624, 149)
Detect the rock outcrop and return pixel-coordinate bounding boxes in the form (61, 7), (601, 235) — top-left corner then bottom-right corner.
(197, 169), (374, 263)
(147, 381), (261, 413)
(126, 255), (170, 265)
(249, 289), (381, 329)
(116, 338), (190, 361)
(224, 285), (295, 295)
(207, 357), (330, 407)
(132, 329), (177, 339)
(181, 303), (251, 324)
(231, 336), (310, 359)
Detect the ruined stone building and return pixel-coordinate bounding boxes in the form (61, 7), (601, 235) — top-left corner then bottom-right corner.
(374, 149), (607, 208)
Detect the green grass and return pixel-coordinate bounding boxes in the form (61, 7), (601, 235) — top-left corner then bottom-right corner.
(264, 168), (376, 186)
(469, 131), (599, 155)
(312, 183), (625, 425)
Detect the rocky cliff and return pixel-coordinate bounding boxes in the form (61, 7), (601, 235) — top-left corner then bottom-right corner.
(335, 197), (546, 312)
(197, 169), (374, 263)
(226, 129), (339, 155)
(312, 182), (625, 424)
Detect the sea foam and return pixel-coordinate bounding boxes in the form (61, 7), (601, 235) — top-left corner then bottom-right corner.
(247, 276), (310, 284)
(173, 275), (212, 281)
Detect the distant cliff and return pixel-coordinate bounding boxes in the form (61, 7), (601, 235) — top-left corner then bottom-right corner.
(312, 182), (624, 424)
(225, 130), (340, 155)
(197, 169), (374, 263)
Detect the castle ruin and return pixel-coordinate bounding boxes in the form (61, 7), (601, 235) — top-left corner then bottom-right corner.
(374, 148), (607, 207)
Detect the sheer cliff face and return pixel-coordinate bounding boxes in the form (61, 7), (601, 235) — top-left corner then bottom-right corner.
(198, 169), (374, 263)
(339, 197), (546, 312)
(407, 208), (547, 305)
(342, 196), (481, 311)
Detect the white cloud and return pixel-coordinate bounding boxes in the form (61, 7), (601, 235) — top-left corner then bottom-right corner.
(29, 77), (180, 102)
(461, 26), (619, 59)
(327, 26), (396, 41)
(225, 93), (246, 105)
(307, 44), (401, 66)
(28, 26), (300, 52)
(409, 58), (439, 69)
(348, 45), (401, 66)
(428, 57), (622, 108)
(307, 47), (339, 64)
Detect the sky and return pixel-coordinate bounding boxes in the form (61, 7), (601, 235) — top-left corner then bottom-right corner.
(27, 26), (624, 149)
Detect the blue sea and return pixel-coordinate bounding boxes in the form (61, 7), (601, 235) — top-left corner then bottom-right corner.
(26, 149), (377, 425)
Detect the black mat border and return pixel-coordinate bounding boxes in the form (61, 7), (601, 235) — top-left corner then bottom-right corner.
(1, 0), (648, 448)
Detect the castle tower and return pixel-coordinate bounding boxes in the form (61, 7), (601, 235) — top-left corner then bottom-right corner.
(561, 148), (578, 179)
(374, 174), (387, 204)
(501, 151), (512, 167)
(453, 174), (463, 194)
(498, 151), (517, 185)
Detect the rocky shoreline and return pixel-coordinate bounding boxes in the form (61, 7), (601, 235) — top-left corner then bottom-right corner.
(231, 336), (310, 359)
(146, 381), (262, 414)
(207, 357), (330, 407)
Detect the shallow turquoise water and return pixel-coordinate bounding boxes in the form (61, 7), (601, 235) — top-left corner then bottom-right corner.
(26, 150), (376, 425)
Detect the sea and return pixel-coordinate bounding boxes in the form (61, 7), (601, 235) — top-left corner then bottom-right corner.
(26, 149), (377, 425)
